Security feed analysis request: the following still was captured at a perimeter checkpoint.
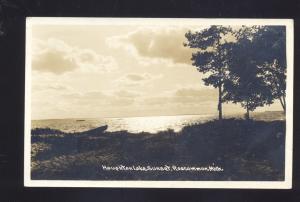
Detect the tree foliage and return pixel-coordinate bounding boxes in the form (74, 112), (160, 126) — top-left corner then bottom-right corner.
(224, 26), (286, 118)
(184, 26), (233, 120)
(223, 26), (275, 118)
(252, 26), (287, 112)
(185, 25), (287, 119)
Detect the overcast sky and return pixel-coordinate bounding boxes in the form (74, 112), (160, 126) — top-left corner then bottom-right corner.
(30, 23), (282, 119)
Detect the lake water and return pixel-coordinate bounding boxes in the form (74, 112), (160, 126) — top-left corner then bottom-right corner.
(31, 114), (216, 133)
(31, 111), (284, 134)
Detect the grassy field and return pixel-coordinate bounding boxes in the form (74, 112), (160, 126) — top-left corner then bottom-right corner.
(31, 118), (285, 181)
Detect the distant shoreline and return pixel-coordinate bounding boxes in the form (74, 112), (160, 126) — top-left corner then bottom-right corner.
(31, 110), (284, 121)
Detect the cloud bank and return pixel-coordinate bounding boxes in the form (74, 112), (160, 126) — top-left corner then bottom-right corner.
(32, 38), (118, 75)
(107, 27), (195, 65)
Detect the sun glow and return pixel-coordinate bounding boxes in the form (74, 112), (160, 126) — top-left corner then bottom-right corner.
(121, 115), (209, 133)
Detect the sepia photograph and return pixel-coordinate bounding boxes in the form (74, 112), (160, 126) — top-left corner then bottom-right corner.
(24, 18), (293, 188)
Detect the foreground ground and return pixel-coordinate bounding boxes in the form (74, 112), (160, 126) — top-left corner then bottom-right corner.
(31, 118), (285, 181)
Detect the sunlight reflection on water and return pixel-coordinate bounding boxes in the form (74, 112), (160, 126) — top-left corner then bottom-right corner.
(120, 115), (209, 133)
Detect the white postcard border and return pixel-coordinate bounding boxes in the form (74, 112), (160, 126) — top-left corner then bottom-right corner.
(24, 17), (294, 189)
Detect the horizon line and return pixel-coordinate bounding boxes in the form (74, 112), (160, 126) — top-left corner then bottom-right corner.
(31, 110), (284, 121)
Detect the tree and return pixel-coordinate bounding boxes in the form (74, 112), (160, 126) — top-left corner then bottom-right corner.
(252, 26), (286, 112)
(223, 26), (274, 119)
(184, 26), (233, 120)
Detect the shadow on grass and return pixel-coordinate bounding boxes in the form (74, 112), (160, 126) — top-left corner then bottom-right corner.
(31, 118), (285, 181)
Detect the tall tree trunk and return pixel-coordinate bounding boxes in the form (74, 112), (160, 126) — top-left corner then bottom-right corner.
(246, 107), (250, 120)
(278, 96), (286, 113)
(218, 84), (222, 120)
(245, 100), (250, 120)
(283, 95), (286, 113)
